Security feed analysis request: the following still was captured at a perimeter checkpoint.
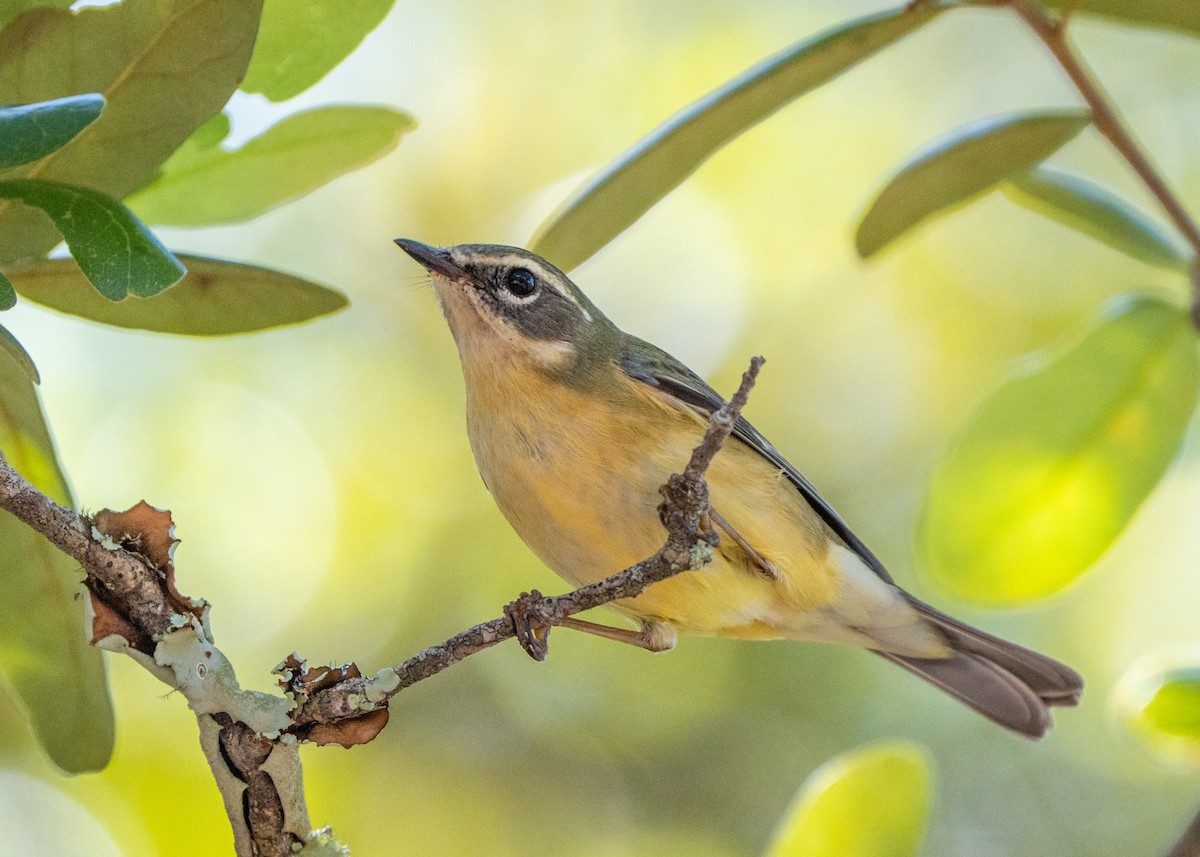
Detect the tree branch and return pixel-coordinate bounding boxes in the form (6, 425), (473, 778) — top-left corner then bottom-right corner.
(1006, 0), (1200, 325)
(0, 354), (765, 854)
(291, 355), (764, 731)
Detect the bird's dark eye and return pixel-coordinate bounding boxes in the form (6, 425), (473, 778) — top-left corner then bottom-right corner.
(504, 267), (538, 297)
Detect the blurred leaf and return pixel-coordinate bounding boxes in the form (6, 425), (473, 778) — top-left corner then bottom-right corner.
(1004, 167), (1192, 271)
(10, 255), (347, 334)
(765, 742), (931, 857)
(0, 322), (38, 383)
(0, 94), (105, 170)
(1043, 0), (1200, 36)
(182, 111), (231, 152)
(0, 357), (114, 772)
(856, 109), (1091, 258)
(920, 297), (1199, 605)
(1142, 674), (1200, 738)
(0, 272), (14, 310)
(0, 0), (263, 264)
(0, 0), (73, 33)
(531, 4), (945, 271)
(128, 106), (414, 226)
(1116, 659), (1200, 768)
(242, 0), (396, 101)
(0, 179), (185, 299)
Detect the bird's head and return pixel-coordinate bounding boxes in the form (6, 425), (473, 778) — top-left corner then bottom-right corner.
(395, 239), (617, 382)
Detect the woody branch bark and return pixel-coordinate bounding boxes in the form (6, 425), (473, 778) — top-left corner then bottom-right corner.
(0, 355), (764, 854)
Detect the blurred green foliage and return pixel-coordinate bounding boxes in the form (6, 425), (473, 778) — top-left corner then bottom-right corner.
(765, 742), (930, 857)
(920, 297), (1199, 604)
(0, 0), (1199, 855)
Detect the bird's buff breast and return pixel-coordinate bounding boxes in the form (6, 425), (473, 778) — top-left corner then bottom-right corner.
(463, 363), (840, 637)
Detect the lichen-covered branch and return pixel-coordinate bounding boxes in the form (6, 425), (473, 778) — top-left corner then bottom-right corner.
(0, 453), (322, 857)
(0, 355), (764, 856)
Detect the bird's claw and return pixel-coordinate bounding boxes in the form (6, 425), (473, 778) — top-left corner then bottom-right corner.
(504, 589), (551, 661)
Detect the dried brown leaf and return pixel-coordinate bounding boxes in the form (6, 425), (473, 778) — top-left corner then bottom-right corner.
(92, 500), (178, 569)
(307, 708), (389, 748)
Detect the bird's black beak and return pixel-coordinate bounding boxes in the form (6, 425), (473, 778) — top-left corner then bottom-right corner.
(393, 238), (468, 279)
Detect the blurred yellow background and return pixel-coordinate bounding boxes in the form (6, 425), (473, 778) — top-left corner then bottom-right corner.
(2, 0), (1200, 854)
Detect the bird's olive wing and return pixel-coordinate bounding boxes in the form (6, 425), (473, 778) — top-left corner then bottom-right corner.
(618, 337), (894, 584)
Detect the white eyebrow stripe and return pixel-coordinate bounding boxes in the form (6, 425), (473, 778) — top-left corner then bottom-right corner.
(474, 252), (594, 323)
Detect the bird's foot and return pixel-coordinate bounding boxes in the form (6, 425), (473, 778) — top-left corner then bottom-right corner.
(504, 589), (551, 661)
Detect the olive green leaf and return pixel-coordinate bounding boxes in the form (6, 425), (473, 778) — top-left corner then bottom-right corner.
(0, 0), (263, 264)
(10, 255), (347, 335)
(531, 4), (945, 272)
(0, 94), (105, 170)
(0, 321), (38, 383)
(0, 358), (114, 772)
(764, 742), (931, 857)
(920, 297), (1199, 605)
(1003, 167), (1191, 271)
(0, 272), (14, 310)
(856, 110), (1091, 258)
(0, 0), (73, 34)
(1042, 0), (1200, 36)
(242, 0), (396, 102)
(0, 180), (185, 300)
(128, 106), (414, 227)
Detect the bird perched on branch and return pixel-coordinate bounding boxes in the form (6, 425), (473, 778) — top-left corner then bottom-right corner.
(395, 238), (1082, 738)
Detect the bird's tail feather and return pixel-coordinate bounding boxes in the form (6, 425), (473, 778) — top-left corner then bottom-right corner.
(875, 597), (1083, 739)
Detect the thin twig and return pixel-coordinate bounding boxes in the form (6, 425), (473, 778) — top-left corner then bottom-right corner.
(293, 356), (765, 730)
(1006, 0), (1200, 322)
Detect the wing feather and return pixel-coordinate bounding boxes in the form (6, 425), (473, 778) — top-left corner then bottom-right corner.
(618, 337), (894, 584)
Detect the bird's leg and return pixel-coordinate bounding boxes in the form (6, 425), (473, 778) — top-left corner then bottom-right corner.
(709, 506), (780, 582)
(556, 616), (677, 652)
(503, 589), (551, 661)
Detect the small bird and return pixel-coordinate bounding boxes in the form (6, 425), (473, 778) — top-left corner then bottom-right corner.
(395, 238), (1083, 738)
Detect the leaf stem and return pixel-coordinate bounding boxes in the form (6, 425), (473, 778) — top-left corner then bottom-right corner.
(1007, 0), (1200, 323)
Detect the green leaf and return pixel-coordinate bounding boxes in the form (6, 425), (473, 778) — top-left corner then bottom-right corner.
(0, 0), (264, 264)
(919, 297), (1199, 605)
(0, 179), (185, 300)
(856, 109), (1091, 258)
(0, 94), (105, 170)
(242, 0), (396, 101)
(1142, 674), (1200, 739)
(0, 358), (114, 772)
(9, 255), (348, 335)
(1004, 167), (1192, 271)
(1043, 0), (1200, 37)
(0, 322), (38, 383)
(1117, 660), (1200, 767)
(128, 106), (414, 227)
(0, 0), (73, 34)
(764, 742), (931, 857)
(530, 4), (945, 272)
(0, 271), (14, 310)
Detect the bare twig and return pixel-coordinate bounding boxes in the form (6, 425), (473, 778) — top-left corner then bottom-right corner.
(1007, 0), (1200, 323)
(293, 355), (765, 730)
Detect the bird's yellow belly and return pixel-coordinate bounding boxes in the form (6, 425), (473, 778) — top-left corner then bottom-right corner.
(465, 374), (842, 639)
